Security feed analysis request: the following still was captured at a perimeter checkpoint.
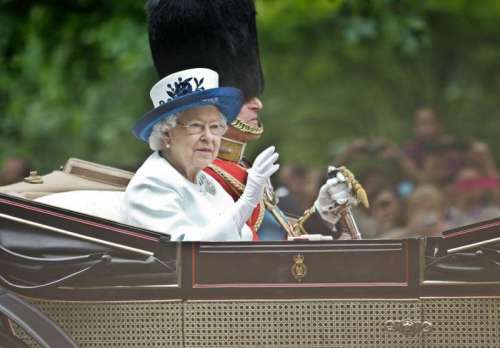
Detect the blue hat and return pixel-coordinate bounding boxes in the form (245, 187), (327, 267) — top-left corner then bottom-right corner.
(133, 68), (243, 142)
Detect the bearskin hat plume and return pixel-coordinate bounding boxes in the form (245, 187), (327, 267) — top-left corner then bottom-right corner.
(146, 0), (264, 100)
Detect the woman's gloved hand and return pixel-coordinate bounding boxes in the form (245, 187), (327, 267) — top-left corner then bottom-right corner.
(243, 146), (280, 207)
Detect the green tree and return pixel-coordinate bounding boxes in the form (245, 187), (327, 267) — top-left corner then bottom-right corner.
(1, 0), (500, 173)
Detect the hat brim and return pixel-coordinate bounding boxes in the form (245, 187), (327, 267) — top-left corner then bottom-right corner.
(133, 87), (243, 142)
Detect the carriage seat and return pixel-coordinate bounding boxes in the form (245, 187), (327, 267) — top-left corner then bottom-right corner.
(0, 157), (134, 222)
(35, 190), (126, 222)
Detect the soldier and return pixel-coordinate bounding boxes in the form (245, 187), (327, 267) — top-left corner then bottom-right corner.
(147, 0), (368, 240)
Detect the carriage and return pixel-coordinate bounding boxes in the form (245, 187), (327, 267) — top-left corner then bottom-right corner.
(1, 158), (500, 348)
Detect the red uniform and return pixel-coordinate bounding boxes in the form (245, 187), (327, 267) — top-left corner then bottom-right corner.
(203, 159), (264, 241)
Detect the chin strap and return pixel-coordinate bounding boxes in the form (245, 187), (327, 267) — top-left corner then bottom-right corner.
(230, 118), (264, 135)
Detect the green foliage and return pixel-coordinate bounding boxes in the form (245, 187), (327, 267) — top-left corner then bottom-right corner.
(0, 0), (152, 171)
(1, 0), (500, 173)
(251, 0), (500, 167)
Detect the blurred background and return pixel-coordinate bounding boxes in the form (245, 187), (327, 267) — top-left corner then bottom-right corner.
(2, 0), (500, 237)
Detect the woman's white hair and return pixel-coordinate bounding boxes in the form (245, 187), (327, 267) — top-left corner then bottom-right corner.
(148, 113), (180, 151)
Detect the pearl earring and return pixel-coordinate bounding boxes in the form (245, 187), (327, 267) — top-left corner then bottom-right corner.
(166, 143), (171, 149)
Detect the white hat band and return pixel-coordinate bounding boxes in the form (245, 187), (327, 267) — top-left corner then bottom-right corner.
(150, 68), (219, 107)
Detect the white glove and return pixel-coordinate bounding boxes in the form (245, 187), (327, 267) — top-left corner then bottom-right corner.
(227, 146), (279, 236)
(314, 166), (358, 227)
(241, 146), (280, 207)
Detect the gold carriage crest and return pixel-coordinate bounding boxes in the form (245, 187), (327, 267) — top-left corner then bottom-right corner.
(291, 254), (307, 282)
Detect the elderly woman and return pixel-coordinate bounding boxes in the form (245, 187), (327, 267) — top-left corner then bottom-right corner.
(122, 68), (278, 241)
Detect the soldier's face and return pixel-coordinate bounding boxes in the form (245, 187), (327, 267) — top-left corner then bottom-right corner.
(236, 97), (263, 126)
(223, 97), (264, 142)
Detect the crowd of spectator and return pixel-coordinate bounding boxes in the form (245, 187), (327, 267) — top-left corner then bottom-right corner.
(277, 107), (500, 239)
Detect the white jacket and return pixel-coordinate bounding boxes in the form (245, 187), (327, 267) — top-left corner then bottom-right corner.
(122, 152), (253, 241)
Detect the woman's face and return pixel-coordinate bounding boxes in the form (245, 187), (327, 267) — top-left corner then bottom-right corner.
(167, 105), (225, 179)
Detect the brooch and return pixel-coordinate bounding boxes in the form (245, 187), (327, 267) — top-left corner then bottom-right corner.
(197, 174), (216, 196)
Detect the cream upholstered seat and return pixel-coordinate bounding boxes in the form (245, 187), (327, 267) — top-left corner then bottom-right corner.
(0, 157), (133, 222)
(35, 190), (125, 223)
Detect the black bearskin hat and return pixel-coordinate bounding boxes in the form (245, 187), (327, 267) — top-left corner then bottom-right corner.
(146, 0), (264, 101)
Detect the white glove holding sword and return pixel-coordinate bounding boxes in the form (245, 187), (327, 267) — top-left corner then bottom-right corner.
(314, 166), (368, 229)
